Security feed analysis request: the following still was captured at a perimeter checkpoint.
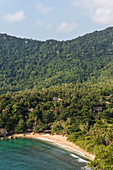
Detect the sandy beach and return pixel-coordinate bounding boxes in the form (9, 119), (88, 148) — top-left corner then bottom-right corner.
(14, 133), (95, 161)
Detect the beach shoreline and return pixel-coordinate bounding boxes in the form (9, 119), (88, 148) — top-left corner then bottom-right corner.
(13, 133), (95, 161)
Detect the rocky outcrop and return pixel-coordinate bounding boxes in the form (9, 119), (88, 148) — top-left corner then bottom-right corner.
(0, 128), (8, 137)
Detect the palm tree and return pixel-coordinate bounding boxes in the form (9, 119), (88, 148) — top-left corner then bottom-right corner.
(79, 124), (85, 135)
(79, 122), (89, 135)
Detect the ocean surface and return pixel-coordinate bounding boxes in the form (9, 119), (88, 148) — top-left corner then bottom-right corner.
(0, 138), (90, 170)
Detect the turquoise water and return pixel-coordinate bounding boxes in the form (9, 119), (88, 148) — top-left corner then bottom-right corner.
(0, 138), (89, 170)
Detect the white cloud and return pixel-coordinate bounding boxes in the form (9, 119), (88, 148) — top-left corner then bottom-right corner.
(73, 0), (113, 9)
(36, 19), (43, 26)
(4, 10), (26, 23)
(93, 0), (113, 8)
(47, 24), (52, 29)
(92, 8), (113, 24)
(57, 22), (78, 33)
(36, 2), (54, 14)
(73, 0), (96, 11)
(73, 0), (113, 24)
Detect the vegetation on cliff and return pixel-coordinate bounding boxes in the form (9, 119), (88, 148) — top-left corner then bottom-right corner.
(0, 81), (113, 169)
(1, 27), (113, 93)
(1, 27), (113, 169)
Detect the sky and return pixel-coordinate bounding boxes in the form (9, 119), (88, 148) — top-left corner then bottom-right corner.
(0, 0), (113, 41)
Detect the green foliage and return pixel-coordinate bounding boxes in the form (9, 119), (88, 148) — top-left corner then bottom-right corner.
(0, 82), (113, 168)
(89, 145), (113, 169)
(0, 27), (113, 93)
(67, 131), (82, 142)
(33, 123), (48, 133)
(51, 117), (71, 134)
(15, 119), (26, 133)
(1, 27), (113, 168)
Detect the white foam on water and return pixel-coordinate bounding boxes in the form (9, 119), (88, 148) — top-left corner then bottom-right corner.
(71, 153), (90, 170)
(70, 153), (79, 159)
(33, 137), (89, 164)
(70, 154), (88, 163)
(33, 137), (65, 148)
(81, 165), (91, 170)
(33, 137), (54, 143)
(72, 149), (85, 156)
(78, 158), (88, 163)
(54, 143), (65, 147)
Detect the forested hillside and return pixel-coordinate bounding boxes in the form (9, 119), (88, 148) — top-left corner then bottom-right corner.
(0, 81), (113, 169)
(1, 27), (113, 93)
(1, 27), (113, 169)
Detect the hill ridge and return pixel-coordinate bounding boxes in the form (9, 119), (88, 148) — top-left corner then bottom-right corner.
(0, 26), (113, 93)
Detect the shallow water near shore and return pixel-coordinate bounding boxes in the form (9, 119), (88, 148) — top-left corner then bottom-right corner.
(0, 138), (90, 170)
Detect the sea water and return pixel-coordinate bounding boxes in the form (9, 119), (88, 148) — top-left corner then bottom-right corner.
(0, 138), (90, 170)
